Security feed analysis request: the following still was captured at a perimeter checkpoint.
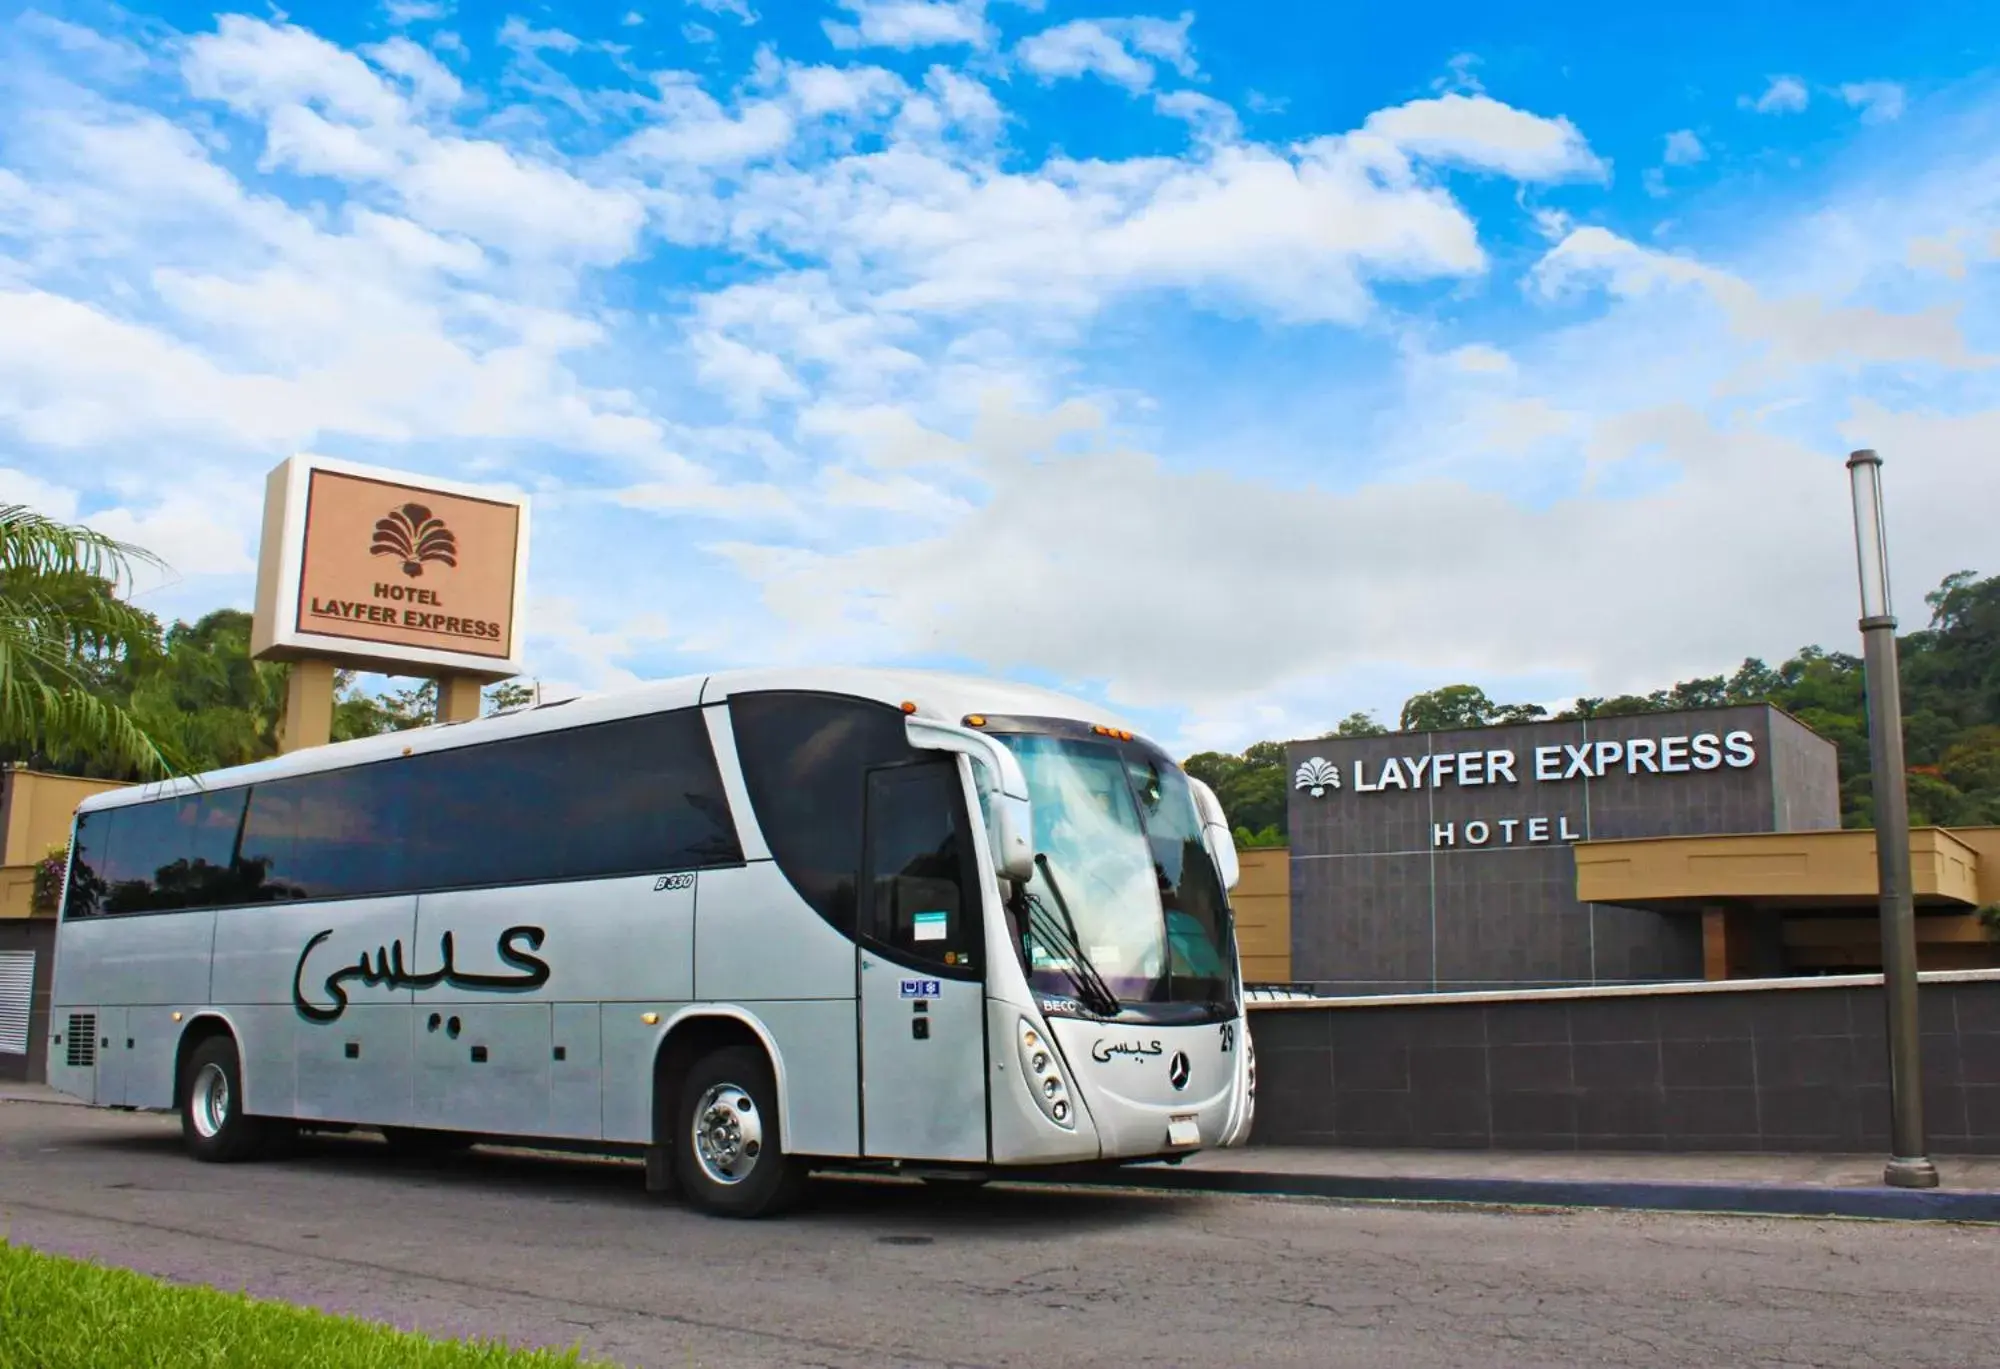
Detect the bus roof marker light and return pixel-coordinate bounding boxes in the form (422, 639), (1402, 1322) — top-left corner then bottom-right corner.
(900, 700), (918, 714)
(965, 715), (986, 727)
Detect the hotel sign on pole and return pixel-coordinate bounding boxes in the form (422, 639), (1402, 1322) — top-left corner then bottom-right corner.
(250, 455), (531, 682)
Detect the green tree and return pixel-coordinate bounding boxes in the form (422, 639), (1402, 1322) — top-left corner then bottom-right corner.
(486, 680), (537, 713)
(0, 505), (172, 777)
(1185, 568), (2000, 836)
(118, 610), (285, 772)
(1398, 684), (1495, 732)
(1329, 711), (1387, 737)
(1184, 740), (1288, 841)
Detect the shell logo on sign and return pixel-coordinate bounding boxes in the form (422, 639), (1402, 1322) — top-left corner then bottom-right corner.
(370, 503), (459, 579)
(1293, 757), (1341, 798)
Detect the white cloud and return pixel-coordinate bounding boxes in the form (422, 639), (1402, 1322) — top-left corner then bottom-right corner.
(1744, 75), (1808, 114)
(184, 17), (645, 264)
(1016, 13), (1196, 93)
(825, 0), (990, 51)
(1362, 93), (1607, 182)
(683, 22), (718, 42)
(822, 465), (972, 519)
(1840, 81), (1907, 123)
(1154, 91), (1240, 143)
(0, 467), (83, 522)
(623, 11), (645, 26)
(1906, 232), (1966, 281)
(1662, 129), (1705, 166)
(921, 66), (1005, 136)
(398, 136), (647, 263)
(385, 0), (452, 26)
(691, 331), (806, 413)
(1531, 226), (1988, 372)
(362, 37), (465, 110)
(185, 15), (409, 125)
(729, 133), (1488, 327)
(1446, 343), (1515, 375)
(89, 487), (261, 581)
(623, 79), (796, 166)
(497, 18), (582, 54)
(687, 0), (758, 23)
(17, 12), (151, 79)
(783, 62), (907, 119)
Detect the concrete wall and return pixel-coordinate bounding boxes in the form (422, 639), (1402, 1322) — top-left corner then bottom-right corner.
(1286, 705), (1841, 994)
(1233, 846), (1292, 984)
(1246, 969), (2000, 1154)
(0, 769), (129, 919)
(0, 769), (127, 867)
(1768, 709), (1844, 834)
(0, 918), (55, 1083)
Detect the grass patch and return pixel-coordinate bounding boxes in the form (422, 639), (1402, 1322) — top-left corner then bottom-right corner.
(0, 1241), (601, 1368)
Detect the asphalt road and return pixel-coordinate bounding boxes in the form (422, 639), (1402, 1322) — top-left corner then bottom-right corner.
(3, 1101), (1995, 1369)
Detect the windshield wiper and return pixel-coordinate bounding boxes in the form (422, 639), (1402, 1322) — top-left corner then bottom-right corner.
(1023, 854), (1120, 1018)
(1021, 893), (1120, 1019)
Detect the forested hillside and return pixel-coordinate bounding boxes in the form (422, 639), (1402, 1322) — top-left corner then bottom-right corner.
(1187, 569), (2000, 843)
(17, 561), (1999, 844)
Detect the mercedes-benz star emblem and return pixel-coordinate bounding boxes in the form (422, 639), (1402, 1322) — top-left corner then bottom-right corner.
(1168, 1051), (1191, 1091)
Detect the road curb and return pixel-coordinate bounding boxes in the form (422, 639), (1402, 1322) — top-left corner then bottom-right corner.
(1069, 1164), (2000, 1223)
(0, 1090), (86, 1108)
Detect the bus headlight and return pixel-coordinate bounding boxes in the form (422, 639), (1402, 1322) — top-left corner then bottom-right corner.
(1017, 1019), (1076, 1131)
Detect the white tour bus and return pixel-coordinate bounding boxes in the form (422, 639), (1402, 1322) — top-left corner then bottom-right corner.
(47, 667), (1253, 1216)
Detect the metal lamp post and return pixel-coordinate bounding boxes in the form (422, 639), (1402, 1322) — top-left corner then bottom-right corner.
(1846, 449), (1939, 1190)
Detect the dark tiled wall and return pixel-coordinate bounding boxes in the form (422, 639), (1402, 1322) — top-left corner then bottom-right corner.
(1247, 977), (2000, 1154)
(1769, 710), (1845, 832)
(0, 919), (54, 1084)
(1287, 705), (1838, 992)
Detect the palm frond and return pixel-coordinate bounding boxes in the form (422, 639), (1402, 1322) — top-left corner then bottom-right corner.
(0, 673), (173, 777)
(0, 505), (164, 586)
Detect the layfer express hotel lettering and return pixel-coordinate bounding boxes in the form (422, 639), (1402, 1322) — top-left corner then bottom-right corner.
(294, 471), (519, 659)
(1295, 728), (1758, 849)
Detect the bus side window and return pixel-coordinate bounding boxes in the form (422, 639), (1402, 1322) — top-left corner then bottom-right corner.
(730, 691), (912, 939)
(863, 763), (977, 976)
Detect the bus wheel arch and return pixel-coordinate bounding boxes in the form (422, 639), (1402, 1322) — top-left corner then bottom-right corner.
(173, 1018), (284, 1163)
(652, 1013), (805, 1218)
(172, 1014), (237, 1115)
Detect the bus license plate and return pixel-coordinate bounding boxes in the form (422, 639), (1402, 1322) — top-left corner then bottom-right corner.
(1167, 1115), (1200, 1148)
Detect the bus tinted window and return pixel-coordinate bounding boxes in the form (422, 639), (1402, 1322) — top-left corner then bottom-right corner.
(238, 765), (411, 901)
(407, 709), (741, 888)
(62, 809), (111, 918)
(729, 692), (913, 936)
(67, 790), (248, 916)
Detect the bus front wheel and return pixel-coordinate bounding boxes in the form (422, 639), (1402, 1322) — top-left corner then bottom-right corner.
(674, 1045), (806, 1218)
(179, 1036), (275, 1163)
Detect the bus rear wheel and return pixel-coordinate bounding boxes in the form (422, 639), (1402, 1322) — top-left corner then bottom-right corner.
(179, 1036), (275, 1163)
(674, 1045), (805, 1219)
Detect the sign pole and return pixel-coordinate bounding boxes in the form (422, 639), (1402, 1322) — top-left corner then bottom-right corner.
(1846, 448), (1937, 1190)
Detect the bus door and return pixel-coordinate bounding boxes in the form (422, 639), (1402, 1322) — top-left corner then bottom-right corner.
(857, 759), (988, 1162)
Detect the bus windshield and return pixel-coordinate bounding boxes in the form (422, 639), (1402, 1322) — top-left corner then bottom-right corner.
(988, 729), (1236, 1020)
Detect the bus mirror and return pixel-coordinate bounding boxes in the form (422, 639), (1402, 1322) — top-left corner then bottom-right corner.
(987, 792), (1035, 884)
(1187, 776), (1240, 891)
(905, 716), (1037, 882)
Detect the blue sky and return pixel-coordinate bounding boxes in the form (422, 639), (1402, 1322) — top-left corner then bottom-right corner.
(3, 0), (1998, 753)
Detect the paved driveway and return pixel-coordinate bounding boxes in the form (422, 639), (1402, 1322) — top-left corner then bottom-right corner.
(3, 1102), (1995, 1368)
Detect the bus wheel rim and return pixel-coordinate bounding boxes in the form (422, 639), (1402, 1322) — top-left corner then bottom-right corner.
(692, 1084), (761, 1186)
(191, 1062), (230, 1139)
